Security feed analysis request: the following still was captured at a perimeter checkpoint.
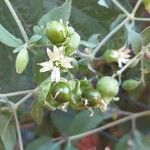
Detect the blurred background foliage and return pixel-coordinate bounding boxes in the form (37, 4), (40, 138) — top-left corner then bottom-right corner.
(0, 0), (150, 149)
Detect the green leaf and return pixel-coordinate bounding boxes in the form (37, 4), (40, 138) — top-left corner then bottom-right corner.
(110, 14), (126, 30)
(115, 130), (150, 150)
(33, 49), (49, 84)
(141, 26), (150, 45)
(97, 0), (109, 8)
(13, 44), (24, 53)
(64, 141), (77, 150)
(68, 109), (112, 135)
(38, 0), (72, 27)
(0, 113), (16, 150)
(80, 40), (97, 48)
(126, 23), (142, 54)
(25, 136), (51, 150)
(26, 136), (61, 150)
(31, 99), (44, 125)
(44, 142), (61, 150)
(51, 110), (75, 134)
(36, 78), (52, 105)
(30, 35), (42, 43)
(143, 0), (150, 13)
(0, 138), (5, 150)
(0, 24), (23, 48)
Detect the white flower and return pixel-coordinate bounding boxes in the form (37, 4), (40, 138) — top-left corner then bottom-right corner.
(38, 46), (73, 82)
(111, 46), (131, 68)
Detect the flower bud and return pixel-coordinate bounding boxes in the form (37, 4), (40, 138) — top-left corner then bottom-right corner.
(103, 49), (118, 63)
(15, 47), (29, 74)
(122, 79), (140, 91)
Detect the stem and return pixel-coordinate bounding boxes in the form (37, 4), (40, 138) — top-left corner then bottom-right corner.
(3, 0), (29, 45)
(131, 118), (136, 132)
(140, 47), (145, 86)
(69, 110), (150, 141)
(131, 0), (142, 16)
(13, 110), (24, 150)
(14, 92), (34, 109)
(111, 0), (131, 17)
(113, 51), (142, 77)
(92, 18), (129, 56)
(0, 89), (35, 98)
(134, 17), (150, 22)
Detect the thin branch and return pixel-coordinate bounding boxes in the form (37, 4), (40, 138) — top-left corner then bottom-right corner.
(111, 0), (131, 17)
(134, 17), (150, 22)
(69, 110), (150, 141)
(3, 0), (29, 45)
(92, 17), (129, 56)
(0, 89), (35, 98)
(13, 110), (24, 150)
(14, 92), (34, 109)
(131, 0), (142, 16)
(140, 47), (146, 86)
(113, 51), (142, 78)
(131, 118), (136, 132)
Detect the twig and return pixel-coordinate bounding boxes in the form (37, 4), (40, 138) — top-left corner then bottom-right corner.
(69, 110), (150, 141)
(92, 17), (129, 56)
(14, 92), (34, 109)
(131, 0), (142, 16)
(3, 0), (29, 45)
(140, 47), (146, 86)
(13, 110), (24, 150)
(0, 89), (35, 98)
(134, 17), (150, 22)
(131, 118), (136, 132)
(113, 51), (142, 78)
(111, 0), (131, 17)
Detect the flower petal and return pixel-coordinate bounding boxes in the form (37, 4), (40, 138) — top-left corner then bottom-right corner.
(39, 67), (51, 72)
(59, 46), (65, 59)
(38, 61), (52, 67)
(46, 48), (53, 60)
(61, 62), (73, 68)
(53, 46), (61, 60)
(51, 67), (60, 82)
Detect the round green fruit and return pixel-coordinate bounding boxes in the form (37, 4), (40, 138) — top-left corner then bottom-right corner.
(122, 79), (140, 91)
(69, 101), (86, 111)
(103, 49), (118, 63)
(82, 89), (101, 107)
(46, 21), (67, 44)
(50, 82), (71, 103)
(97, 76), (119, 99)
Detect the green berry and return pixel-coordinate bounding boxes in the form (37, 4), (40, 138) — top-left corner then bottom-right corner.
(82, 89), (101, 107)
(46, 21), (67, 44)
(103, 49), (118, 63)
(96, 76), (119, 99)
(122, 79), (140, 91)
(49, 82), (71, 103)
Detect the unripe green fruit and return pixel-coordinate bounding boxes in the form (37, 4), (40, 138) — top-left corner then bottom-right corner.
(122, 79), (140, 91)
(82, 89), (101, 107)
(96, 76), (119, 99)
(70, 101), (85, 111)
(65, 32), (80, 55)
(103, 49), (118, 63)
(50, 82), (71, 103)
(15, 47), (29, 74)
(46, 21), (67, 44)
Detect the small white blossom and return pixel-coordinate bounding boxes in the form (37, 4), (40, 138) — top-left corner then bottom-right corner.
(38, 46), (73, 82)
(112, 46), (131, 68)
